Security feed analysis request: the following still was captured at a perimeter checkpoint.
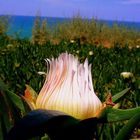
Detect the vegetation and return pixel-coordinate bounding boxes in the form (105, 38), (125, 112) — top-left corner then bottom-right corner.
(0, 16), (9, 35)
(0, 15), (140, 139)
(30, 15), (140, 47)
(31, 16), (50, 45)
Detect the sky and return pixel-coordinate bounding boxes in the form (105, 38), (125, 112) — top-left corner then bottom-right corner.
(0, 0), (140, 22)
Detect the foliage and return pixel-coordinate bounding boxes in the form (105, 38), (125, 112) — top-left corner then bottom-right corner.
(0, 39), (140, 99)
(31, 16), (50, 45)
(0, 16), (9, 35)
(0, 80), (25, 140)
(51, 16), (140, 47)
(10, 14), (139, 47)
(31, 15), (41, 44)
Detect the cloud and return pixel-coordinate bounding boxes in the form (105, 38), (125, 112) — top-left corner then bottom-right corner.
(121, 0), (140, 4)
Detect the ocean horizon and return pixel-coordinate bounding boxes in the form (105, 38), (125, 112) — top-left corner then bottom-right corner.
(3, 15), (140, 38)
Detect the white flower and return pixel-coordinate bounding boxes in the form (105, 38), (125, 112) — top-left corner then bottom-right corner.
(89, 51), (93, 56)
(120, 72), (133, 79)
(23, 53), (102, 120)
(76, 50), (79, 54)
(70, 40), (75, 43)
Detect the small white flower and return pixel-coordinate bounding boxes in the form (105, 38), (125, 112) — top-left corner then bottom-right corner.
(70, 40), (75, 43)
(89, 51), (93, 56)
(76, 50), (79, 54)
(120, 72), (133, 79)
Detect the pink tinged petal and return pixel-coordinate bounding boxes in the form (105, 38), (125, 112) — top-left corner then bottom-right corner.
(38, 59), (56, 105)
(44, 55), (71, 112)
(36, 58), (66, 108)
(45, 62), (67, 109)
(36, 53), (102, 120)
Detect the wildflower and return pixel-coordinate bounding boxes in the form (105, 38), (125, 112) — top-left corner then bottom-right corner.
(120, 72), (133, 79)
(76, 50), (79, 54)
(70, 40), (75, 43)
(23, 53), (102, 120)
(89, 51), (93, 56)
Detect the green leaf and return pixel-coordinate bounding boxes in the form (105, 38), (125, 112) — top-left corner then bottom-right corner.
(6, 90), (25, 113)
(115, 111), (140, 140)
(105, 107), (140, 122)
(112, 88), (131, 102)
(0, 96), (12, 140)
(41, 134), (50, 140)
(0, 91), (13, 128)
(0, 79), (7, 92)
(0, 79), (25, 113)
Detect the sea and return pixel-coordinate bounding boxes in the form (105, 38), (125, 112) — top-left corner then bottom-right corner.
(3, 15), (140, 38)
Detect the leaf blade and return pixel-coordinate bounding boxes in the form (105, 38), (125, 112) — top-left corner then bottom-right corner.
(105, 107), (140, 122)
(0, 79), (25, 113)
(115, 111), (140, 140)
(112, 88), (131, 102)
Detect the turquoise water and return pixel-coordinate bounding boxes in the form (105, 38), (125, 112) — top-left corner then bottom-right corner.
(7, 15), (68, 38)
(6, 15), (140, 38)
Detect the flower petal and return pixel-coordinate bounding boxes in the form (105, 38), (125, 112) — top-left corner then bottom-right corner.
(36, 53), (102, 119)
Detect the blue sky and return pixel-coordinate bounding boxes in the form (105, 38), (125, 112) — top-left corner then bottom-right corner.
(0, 0), (140, 22)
